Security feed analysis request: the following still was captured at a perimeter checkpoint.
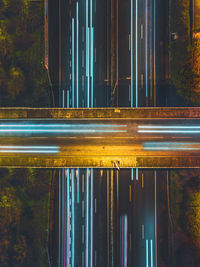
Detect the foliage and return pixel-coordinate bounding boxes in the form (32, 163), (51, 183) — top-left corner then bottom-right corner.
(169, 0), (200, 105)
(170, 170), (200, 265)
(0, 168), (52, 266)
(0, 0), (49, 107)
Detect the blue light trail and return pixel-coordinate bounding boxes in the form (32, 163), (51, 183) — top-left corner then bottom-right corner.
(138, 125), (200, 129)
(0, 124), (127, 128)
(136, 168), (138, 181)
(67, 169), (70, 267)
(72, 169), (75, 267)
(72, 18), (75, 108)
(62, 90), (65, 107)
(146, 240), (149, 267)
(86, 0), (90, 107)
(145, 0), (148, 97)
(143, 142), (200, 150)
(150, 239), (153, 267)
(131, 0), (133, 107)
(135, 0), (138, 107)
(91, 27), (94, 108)
(0, 145), (60, 153)
(86, 168), (89, 267)
(138, 130), (200, 134)
(77, 169), (80, 203)
(131, 168), (134, 181)
(90, 168), (93, 267)
(67, 90), (70, 107)
(76, 2), (79, 108)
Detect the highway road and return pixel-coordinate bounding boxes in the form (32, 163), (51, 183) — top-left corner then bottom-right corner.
(50, 0), (172, 266)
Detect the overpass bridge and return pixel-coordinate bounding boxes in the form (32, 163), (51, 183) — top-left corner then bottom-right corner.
(0, 107), (200, 168)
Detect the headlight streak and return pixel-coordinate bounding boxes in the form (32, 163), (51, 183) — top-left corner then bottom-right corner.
(0, 124), (127, 127)
(0, 124), (127, 128)
(143, 142), (200, 151)
(139, 130), (200, 134)
(138, 125), (200, 133)
(0, 124), (127, 135)
(0, 145), (60, 153)
(0, 129), (127, 133)
(138, 125), (200, 129)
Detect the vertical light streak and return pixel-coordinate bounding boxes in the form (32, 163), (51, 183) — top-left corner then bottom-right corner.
(77, 169), (80, 203)
(90, 168), (93, 267)
(150, 240), (153, 267)
(154, 171), (157, 267)
(86, 0), (88, 76)
(71, 169), (75, 267)
(86, 168), (89, 266)
(67, 90), (69, 107)
(67, 169), (70, 267)
(121, 217), (124, 267)
(58, 171), (61, 267)
(153, 0), (156, 106)
(145, 0), (148, 97)
(135, 0), (138, 107)
(124, 215), (128, 267)
(149, 0), (153, 99)
(131, 168), (134, 181)
(76, 2), (79, 107)
(72, 18), (75, 108)
(116, 170), (119, 265)
(61, 169), (64, 267)
(62, 90), (65, 107)
(131, 0), (133, 107)
(87, 27), (90, 107)
(136, 168), (138, 181)
(86, 0), (90, 107)
(63, 171), (66, 266)
(91, 28), (94, 107)
(146, 240), (149, 267)
(107, 170), (110, 266)
(111, 170), (114, 266)
(90, 0), (92, 26)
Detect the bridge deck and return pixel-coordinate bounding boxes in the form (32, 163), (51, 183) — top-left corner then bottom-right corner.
(0, 108), (199, 168)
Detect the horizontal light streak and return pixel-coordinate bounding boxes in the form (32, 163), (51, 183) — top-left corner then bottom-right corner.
(139, 130), (200, 133)
(0, 124), (127, 128)
(143, 142), (200, 150)
(0, 146), (59, 149)
(0, 129), (127, 133)
(0, 145), (59, 153)
(139, 125), (200, 129)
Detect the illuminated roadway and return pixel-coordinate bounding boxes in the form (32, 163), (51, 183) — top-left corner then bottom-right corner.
(0, 110), (200, 167)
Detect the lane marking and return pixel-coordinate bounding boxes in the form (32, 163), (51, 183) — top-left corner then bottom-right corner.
(95, 198), (97, 213)
(142, 173), (144, 188)
(142, 224), (144, 239)
(141, 24), (143, 39)
(141, 74), (144, 88)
